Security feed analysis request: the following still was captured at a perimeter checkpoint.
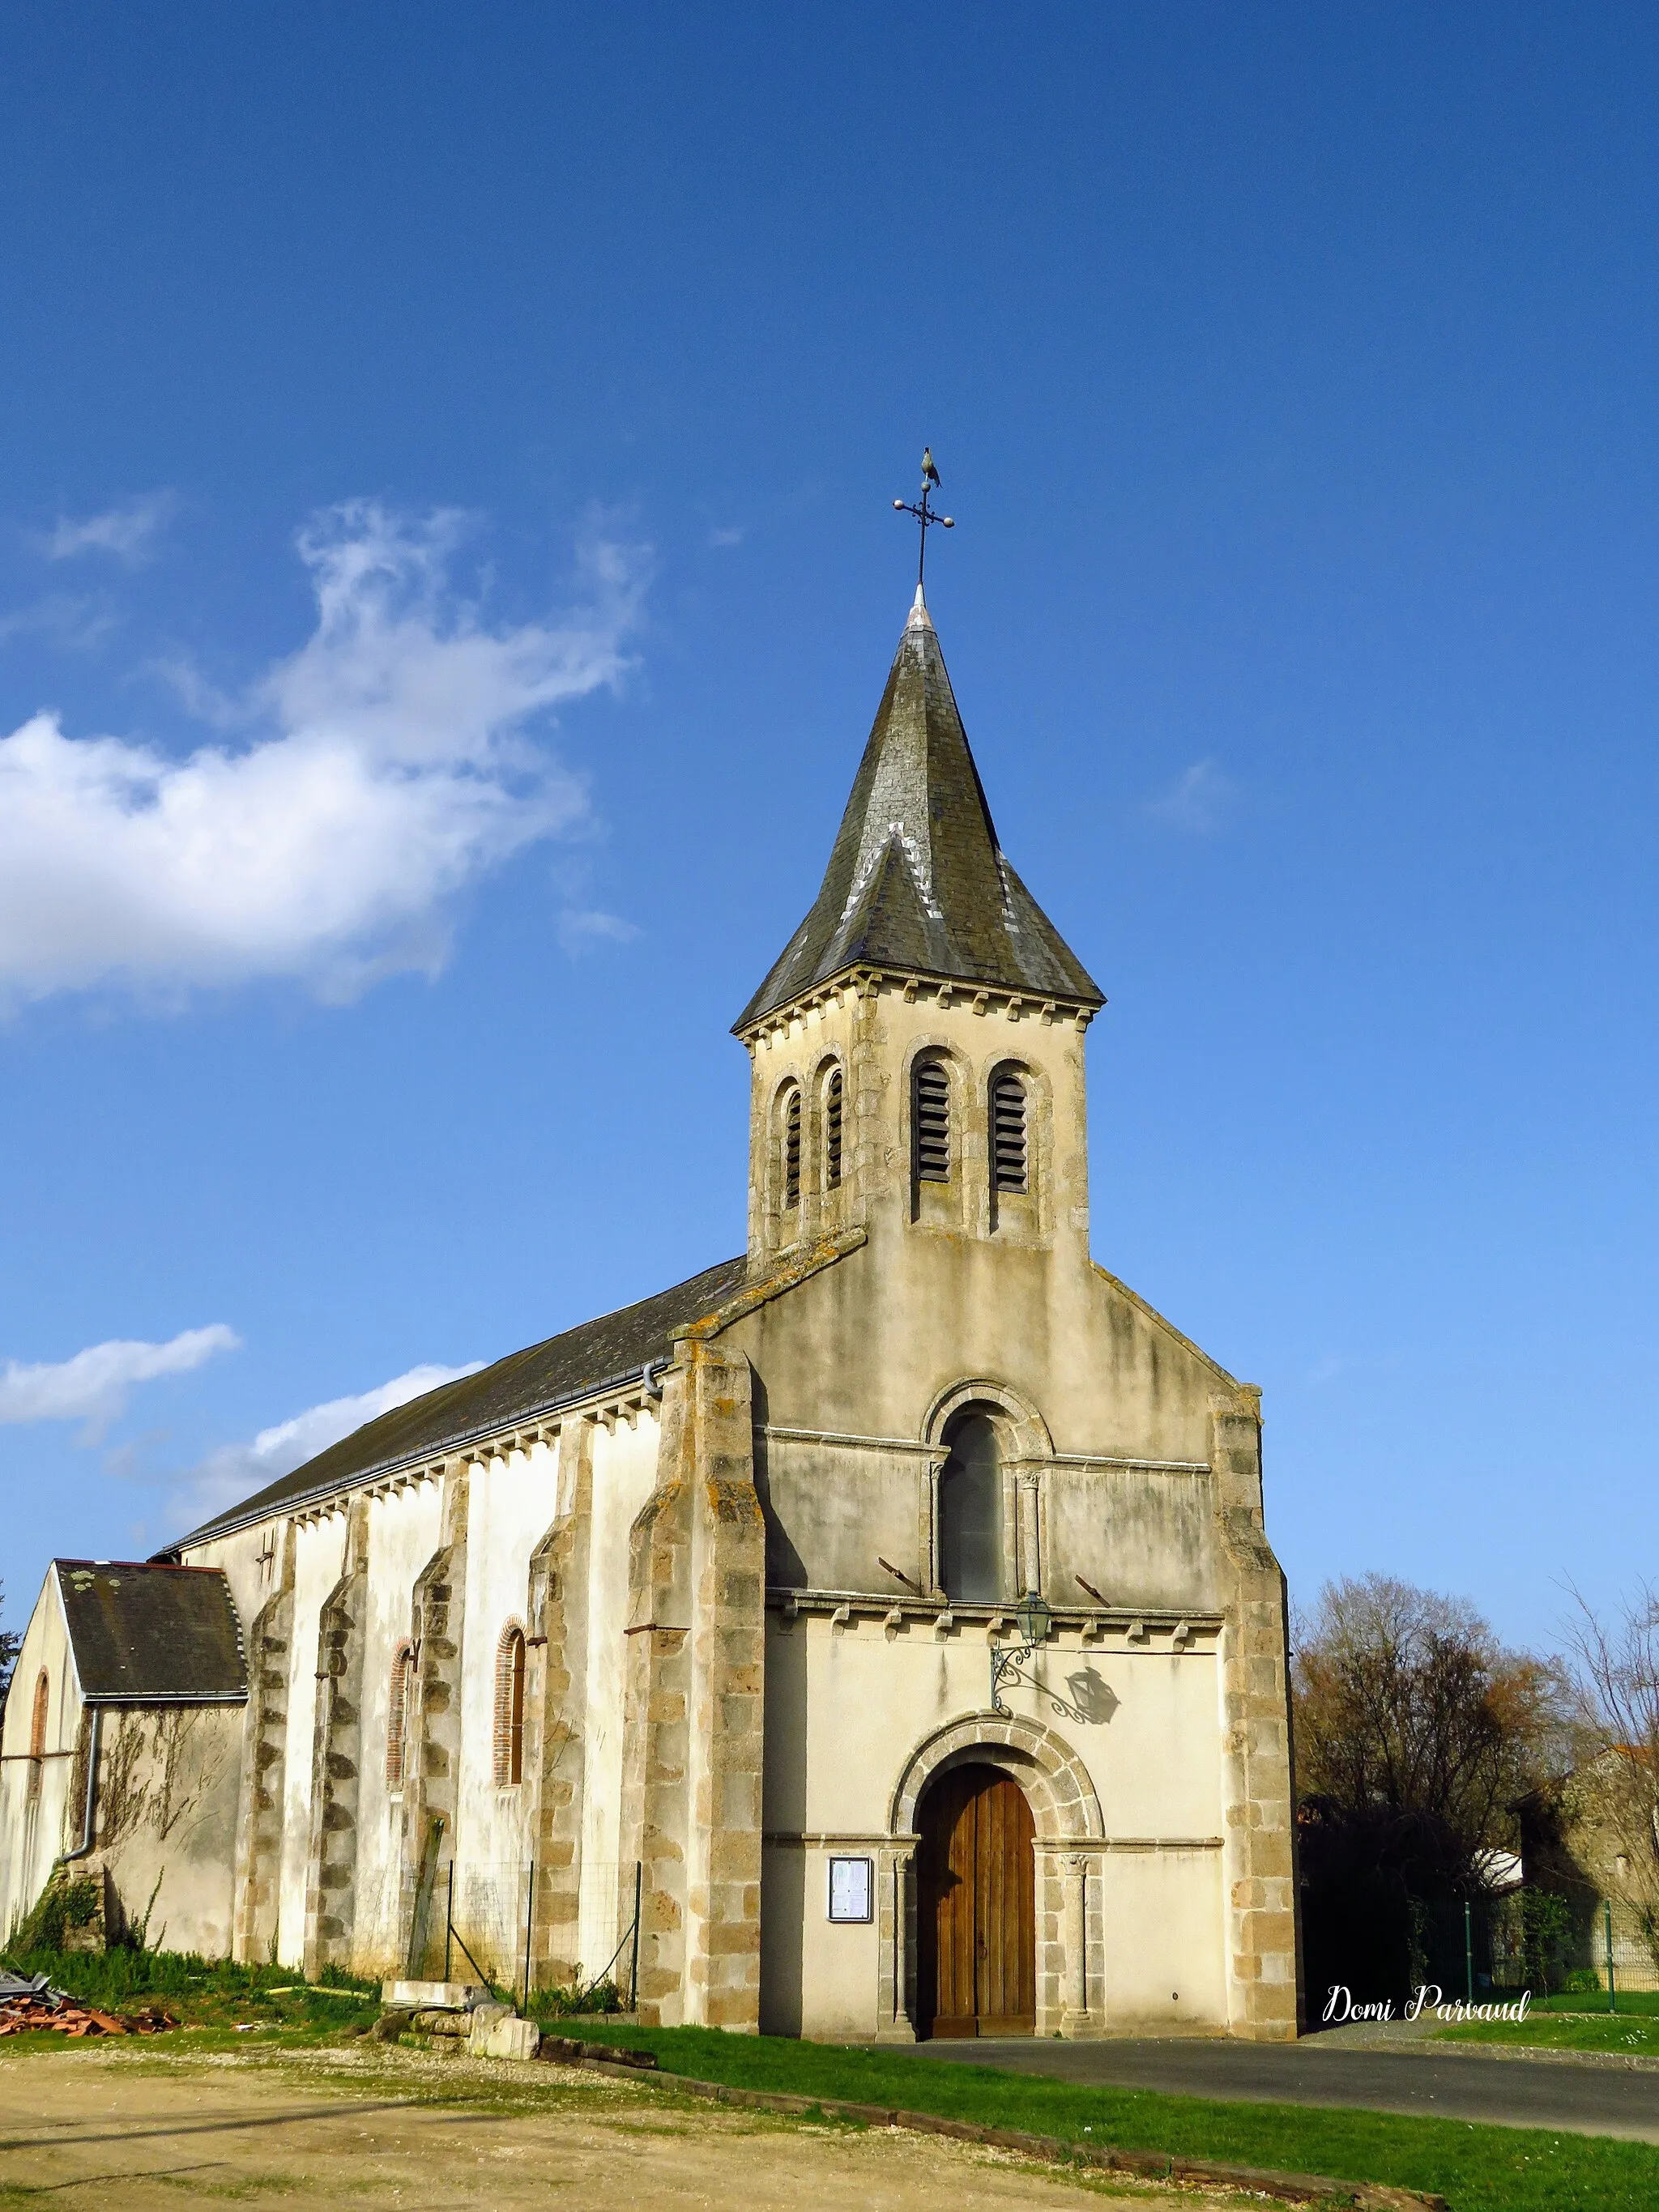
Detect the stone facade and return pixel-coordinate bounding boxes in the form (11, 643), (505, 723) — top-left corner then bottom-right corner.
(0, 586), (1300, 2039)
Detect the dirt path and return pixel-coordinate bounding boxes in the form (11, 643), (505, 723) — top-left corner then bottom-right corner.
(0, 2043), (1243, 2210)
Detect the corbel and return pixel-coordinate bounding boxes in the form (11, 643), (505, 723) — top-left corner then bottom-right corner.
(1006, 995), (1024, 1022)
(971, 991), (989, 1016)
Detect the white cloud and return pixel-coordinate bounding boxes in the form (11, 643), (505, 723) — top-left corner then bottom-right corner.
(1144, 757), (1237, 837)
(707, 524), (744, 549)
(43, 492), (177, 565)
(175, 1361), (483, 1525)
(0, 502), (648, 1008)
(0, 1324), (240, 1430)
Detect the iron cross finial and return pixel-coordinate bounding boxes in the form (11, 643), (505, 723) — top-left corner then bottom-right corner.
(892, 446), (955, 589)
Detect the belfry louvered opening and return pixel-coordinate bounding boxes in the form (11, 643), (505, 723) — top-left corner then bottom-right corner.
(913, 1057), (951, 1183)
(783, 1085), (803, 1207)
(991, 1068), (1028, 1193)
(825, 1068), (843, 1189)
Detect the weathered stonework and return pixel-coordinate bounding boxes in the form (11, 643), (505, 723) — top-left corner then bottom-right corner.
(232, 1522), (296, 1964)
(4, 582), (1302, 2044)
(526, 1421), (595, 1987)
(301, 1498), (370, 1977)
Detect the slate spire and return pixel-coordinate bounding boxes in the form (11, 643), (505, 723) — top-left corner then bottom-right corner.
(735, 589), (1103, 1031)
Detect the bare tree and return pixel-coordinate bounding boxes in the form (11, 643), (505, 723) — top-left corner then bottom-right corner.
(1294, 1575), (1571, 1893)
(1566, 1583), (1659, 1971)
(0, 1583), (19, 1725)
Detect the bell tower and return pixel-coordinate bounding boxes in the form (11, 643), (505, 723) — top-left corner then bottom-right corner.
(733, 586), (1103, 1274)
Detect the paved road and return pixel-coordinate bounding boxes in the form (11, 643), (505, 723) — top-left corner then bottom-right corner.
(914, 2033), (1659, 2142)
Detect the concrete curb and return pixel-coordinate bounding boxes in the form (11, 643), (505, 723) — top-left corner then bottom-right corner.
(566, 2056), (1448, 2210)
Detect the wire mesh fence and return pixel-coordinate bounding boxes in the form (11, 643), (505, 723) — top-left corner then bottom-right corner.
(409, 1854), (641, 2005)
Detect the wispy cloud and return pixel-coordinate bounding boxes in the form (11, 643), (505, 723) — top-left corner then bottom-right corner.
(0, 1324), (239, 1434)
(556, 906), (641, 955)
(42, 492), (177, 566)
(0, 502), (650, 1008)
(707, 524), (744, 549)
(0, 594), (122, 654)
(173, 1361), (483, 1527)
(1144, 756), (1237, 837)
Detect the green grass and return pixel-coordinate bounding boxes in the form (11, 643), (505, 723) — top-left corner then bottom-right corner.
(0, 1945), (380, 2039)
(1528, 1991), (1659, 2016)
(569, 2021), (1659, 2212)
(1438, 2012), (1659, 2055)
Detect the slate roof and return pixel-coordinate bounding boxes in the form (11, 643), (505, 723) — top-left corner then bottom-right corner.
(173, 1254), (750, 1550)
(736, 590), (1103, 1031)
(54, 1561), (247, 1703)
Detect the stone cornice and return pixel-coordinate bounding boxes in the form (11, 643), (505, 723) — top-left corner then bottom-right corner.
(739, 965), (1098, 1051)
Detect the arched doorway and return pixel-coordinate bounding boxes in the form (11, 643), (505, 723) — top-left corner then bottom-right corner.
(916, 1762), (1035, 2037)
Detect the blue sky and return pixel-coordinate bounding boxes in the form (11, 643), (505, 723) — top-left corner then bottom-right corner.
(2, 3), (1657, 1656)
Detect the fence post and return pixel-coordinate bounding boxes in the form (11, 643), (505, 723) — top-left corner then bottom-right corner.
(523, 1860), (535, 2012)
(630, 1860), (642, 2012)
(1464, 1900), (1473, 2004)
(1606, 1897), (1617, 2014)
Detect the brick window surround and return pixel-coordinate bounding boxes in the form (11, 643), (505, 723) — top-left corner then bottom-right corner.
(493, 1622), (527, 1787)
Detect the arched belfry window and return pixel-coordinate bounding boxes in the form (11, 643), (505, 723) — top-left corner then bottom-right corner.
(27, 1669), (49, 1801)
(385, 1643), (414, 1789)
(825, 1068), (843, 1190)
(937, 1413), (1001, 1602)
(913, 1057), (951, 1183)
(494, 1623), (527, 1787)
(782, 1085), (803, 1209)
(991, 1068), (1028, 1193)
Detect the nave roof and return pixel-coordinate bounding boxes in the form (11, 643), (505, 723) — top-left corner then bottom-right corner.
(170, 1253), (749, 1551)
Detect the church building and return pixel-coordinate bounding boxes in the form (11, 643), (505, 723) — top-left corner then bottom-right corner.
(1, 582), (1300, 2041)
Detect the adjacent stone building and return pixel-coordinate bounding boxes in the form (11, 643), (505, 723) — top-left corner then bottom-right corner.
(1, 585), (1300, 2039)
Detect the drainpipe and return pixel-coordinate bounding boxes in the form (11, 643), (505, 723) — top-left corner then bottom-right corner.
(61, 1705), (102, 1863)
(642, 1361), (664, 1401)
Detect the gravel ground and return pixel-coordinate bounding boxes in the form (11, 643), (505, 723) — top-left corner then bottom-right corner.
(0, 2042), (1258, 2211)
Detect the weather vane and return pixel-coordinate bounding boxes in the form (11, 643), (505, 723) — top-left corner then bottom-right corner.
(893, 446), (954, 589)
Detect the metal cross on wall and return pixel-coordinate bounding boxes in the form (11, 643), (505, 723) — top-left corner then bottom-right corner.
(893, 445), (955, 587)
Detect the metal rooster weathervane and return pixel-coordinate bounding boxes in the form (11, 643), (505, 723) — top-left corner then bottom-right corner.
(893, 445), (954, 587)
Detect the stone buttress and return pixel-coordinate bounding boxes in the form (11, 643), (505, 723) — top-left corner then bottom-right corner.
(621, 1339), (765, 2028)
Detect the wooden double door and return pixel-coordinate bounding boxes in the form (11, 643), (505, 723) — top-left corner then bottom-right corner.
(917, 1762), (1036, 2037)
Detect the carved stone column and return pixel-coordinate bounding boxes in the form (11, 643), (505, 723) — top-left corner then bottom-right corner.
(1060, 1851), (1088, 2034)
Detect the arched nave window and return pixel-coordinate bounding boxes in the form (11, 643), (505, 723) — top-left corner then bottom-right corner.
(385, 1643), (414, 1790)
(937, 1413), (1001, 1603)
(494, 1623), (527, 1787)
(27, 1669), (49, 1801)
